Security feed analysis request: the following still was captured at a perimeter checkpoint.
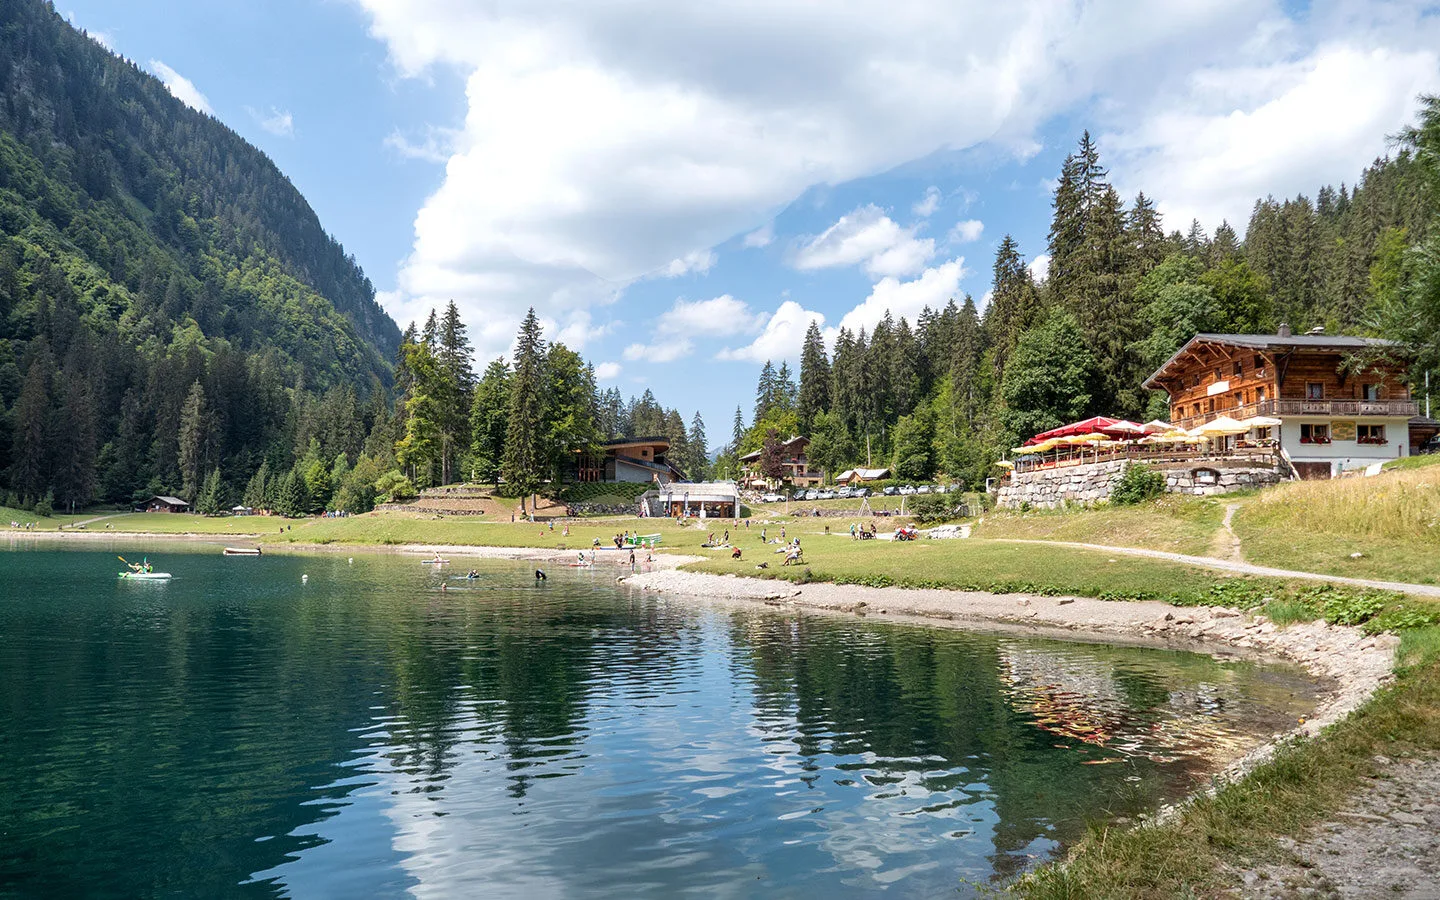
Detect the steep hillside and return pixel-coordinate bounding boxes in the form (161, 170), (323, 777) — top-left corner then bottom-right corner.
(0, 0), (401, 506)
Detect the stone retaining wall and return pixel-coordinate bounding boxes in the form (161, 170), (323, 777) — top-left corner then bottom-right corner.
(996, 459), (1284, 509)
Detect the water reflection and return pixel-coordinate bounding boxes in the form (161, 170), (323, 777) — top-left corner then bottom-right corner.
(0, 544), (1316, 897)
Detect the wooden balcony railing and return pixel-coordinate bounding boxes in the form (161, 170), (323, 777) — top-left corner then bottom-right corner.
(1173, 398), (1417, 430)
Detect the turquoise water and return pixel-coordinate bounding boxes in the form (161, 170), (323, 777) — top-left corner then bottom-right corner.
(0, 542), (1316, 897)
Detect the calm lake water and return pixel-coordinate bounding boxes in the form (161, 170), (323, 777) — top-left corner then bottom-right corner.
(0, 542), (1317, 897)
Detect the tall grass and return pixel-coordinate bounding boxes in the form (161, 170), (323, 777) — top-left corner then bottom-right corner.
(1245, 464), (1440, 543)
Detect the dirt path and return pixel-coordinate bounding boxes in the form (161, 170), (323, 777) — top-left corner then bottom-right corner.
(1231, 752), (1440, 898)
(1208, 502), (1245, 563)
(995, 538), (1440, 599)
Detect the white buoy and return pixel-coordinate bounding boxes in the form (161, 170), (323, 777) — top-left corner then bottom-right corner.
(302, 574), (309, 583)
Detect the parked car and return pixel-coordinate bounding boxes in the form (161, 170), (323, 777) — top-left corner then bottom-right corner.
(852, 487), (871, 498)
(899, 485), (917, 495)
(816, 490), (835, 500)
(804, 490), (819, 501)
(792, 489), (808, 500)
(916, 485), (932, 494)
(882, 486), (899, 496)
(760, 493), (783, 503)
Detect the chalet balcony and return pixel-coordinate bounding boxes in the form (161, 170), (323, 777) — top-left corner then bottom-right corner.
(1174, 398), (1418, 431)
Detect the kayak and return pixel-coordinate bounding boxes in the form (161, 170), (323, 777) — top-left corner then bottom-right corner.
(421, 558), (450, 564)
(119, 571), (171, 580)
(223, 547), (261, 556)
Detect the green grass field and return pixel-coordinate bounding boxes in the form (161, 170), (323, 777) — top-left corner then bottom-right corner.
(1, 505), (90, 530)
(973, 495), (1228, 557)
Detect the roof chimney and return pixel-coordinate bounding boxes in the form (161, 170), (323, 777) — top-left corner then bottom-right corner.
(1277, 323), (1292, 338)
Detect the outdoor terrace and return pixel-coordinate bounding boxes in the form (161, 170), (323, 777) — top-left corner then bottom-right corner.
(1173, 398), (1417, 431)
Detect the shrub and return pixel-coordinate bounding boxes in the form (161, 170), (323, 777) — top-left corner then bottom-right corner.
(1110, 464), (1165, 506)
(33, 491), (53, 517)
(374, 470), (417, 504)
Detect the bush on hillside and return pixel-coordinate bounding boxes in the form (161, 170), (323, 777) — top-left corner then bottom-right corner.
(1110, 464), (1165, 506)
(374, 470), (417, 504)
(33, 491), (53, 517)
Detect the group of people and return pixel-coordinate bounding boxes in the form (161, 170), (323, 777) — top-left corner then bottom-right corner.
(849, 522), (879, 540)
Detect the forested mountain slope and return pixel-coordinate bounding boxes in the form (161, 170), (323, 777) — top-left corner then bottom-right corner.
(0, 0), (400, 507)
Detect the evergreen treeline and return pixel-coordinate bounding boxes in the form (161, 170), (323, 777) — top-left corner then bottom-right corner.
(717, 124), (1436, 489)
(0, 0), (401, 511)
(391, 304), (711, 509)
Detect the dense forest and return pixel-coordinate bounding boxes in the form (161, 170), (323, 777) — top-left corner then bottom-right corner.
(0, 0), (407, 511)
(717, 105), (1440, 488)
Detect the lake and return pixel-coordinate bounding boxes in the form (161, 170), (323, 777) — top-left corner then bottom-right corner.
(0, 542), (1317, 897)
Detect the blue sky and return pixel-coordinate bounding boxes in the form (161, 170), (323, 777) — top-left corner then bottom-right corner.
(64, 1), (1440, 443)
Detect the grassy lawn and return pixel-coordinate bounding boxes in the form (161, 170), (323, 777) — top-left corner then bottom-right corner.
(259, 512), (745, 553)
(688, 532), (1303, 605)
(1, 505), (92, 530)
(1232, 463), (1440, 585)
(973, 495), (1228, 557)
(1016, 633), (1440, 898)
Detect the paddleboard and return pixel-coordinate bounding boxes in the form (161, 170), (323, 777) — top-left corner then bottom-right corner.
(420, 559), (450, 564)
(118, 572), (171, 580)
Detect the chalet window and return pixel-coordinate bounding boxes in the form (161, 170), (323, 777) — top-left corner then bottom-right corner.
(1233, 392), (1243, 408)
(1362, 384), (1381, 401)
(1300, 423), (1330, 444)
(1306, 383), (1324, 400)
(1192, 374), (1201, 388)
(1254, 355), (1265, 372)
(1357, 424), (1387, 445)
(1207, 398), (1215, 413)
(1214, 367), (1223, 382)
(1256, 386), (1267, 402)
(1193, 404), (1201, 417)
(1233, 361), (1243, 377)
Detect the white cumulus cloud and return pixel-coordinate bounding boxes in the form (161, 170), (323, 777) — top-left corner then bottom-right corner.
(948, 219), (985, 243)
(351, 0), (1275, 358)
(149, 60), (212, 114)
(660, 249), (717, 278)
(624, 339), (694, 363)
(717, 300), (824, 364)
(742, 222), (774, 248)
(912, 186), (942, 217)
(594, 361), (622, 379)
(828, 258), (967, 339)
(1028, 253), (1051, 283)
(249, 106), (295, 137)
(1108, 41), (1440, 233)
(792, 204), (935, 279)
(657, 294), (764, 337)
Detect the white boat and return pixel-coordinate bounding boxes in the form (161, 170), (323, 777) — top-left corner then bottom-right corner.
(118, 571), (171, 580)
(223, 547), (262, 556)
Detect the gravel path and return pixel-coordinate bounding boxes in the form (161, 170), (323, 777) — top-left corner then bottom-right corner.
(1232, 753), (1440, 898)
(995, 538), (1440, 598)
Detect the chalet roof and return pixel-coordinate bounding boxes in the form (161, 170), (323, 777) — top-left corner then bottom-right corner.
(1143, 332), (1403, 390)
(738, 435), (808, 465)
(603, 436), (669, 450)
(151, 496), (188, 506)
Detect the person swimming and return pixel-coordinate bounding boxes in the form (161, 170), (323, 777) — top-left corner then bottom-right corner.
(535, 568), (547, 580)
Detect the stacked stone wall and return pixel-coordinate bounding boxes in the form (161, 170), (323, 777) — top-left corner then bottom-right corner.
(996, 459), (1283, 509)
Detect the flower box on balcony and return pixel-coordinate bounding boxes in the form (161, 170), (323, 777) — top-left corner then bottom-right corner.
(1356, 437), (1388, 446)
(1299, 437), (1331, 445)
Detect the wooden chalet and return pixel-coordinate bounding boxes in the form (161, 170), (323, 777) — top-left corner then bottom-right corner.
(575, 437), (686, 485)
(145, 495), (191, 513)
(738, 435), (822, 488)
(1143, 326), (1418, 478)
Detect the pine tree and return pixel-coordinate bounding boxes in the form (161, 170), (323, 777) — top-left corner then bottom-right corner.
(688, 412), (708, 480)
(731, 406), (745, 451)
(796, 320), (831, 435)
(502, 309), (547, 513)
(243, 459), (271, 510)
(469, 358), (510, 484)
(10, 345), (53, 502)
(196, 467), (223, 515)
(754, 360), (777, 422)
(983, 235), (1041, 382)
(177, 380), (210, 501)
